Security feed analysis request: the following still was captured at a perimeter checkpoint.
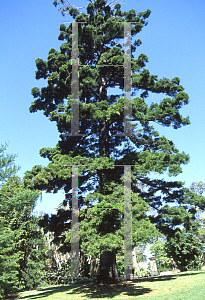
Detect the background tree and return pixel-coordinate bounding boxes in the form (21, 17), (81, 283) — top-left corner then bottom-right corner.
(24, 0), (205, 283)
(157, 186), (205, 271)
(0, 143), (21, 298)
(0, 177), (47, 290)
(164, 229), (203, 271)
(190, 181), (205, 218)
(0, 142), (20, 187)
(190, 181), (205, 261)
(0, 216), (20, 298)
(0, 144), (47, 297)
(190, 181), (205, 196)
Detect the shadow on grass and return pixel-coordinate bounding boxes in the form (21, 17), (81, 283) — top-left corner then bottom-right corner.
(18, 285), (76, 299)
(18, 271), (205, 299)
(65, 281), (152, 298)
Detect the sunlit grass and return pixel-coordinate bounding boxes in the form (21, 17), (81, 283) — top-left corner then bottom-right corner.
(13, 271), (205, 300)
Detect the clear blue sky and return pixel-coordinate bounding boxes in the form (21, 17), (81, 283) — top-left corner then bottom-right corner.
(0, 0), (205, 216)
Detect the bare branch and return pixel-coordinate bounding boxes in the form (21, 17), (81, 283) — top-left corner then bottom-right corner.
(73, 5), (87, 10)
(63, 1), (73, 8)
(55, 0), (126, 16)
(55, 0), (87, 14)
(108, 0), (126, 9)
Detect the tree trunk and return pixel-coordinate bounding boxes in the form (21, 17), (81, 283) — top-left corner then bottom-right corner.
(90, 257), (98, 278)
(172, 256), (185, 272)
(111, 249), (119, 282)
(97, 250), (119, 284)
(97, 75), (119, 284)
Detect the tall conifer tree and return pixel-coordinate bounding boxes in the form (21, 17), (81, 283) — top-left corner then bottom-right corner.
(25, 0), (204, 282)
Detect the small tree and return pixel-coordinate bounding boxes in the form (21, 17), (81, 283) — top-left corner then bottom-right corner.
(156, 189), (205, 271)
(165, 229), (203, 271)
(190, 181), (205, 262)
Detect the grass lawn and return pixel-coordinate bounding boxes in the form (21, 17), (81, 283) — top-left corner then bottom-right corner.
(13, 271), (205, 300)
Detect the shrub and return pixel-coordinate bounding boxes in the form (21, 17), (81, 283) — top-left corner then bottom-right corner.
(116, 259), (124, 277)
(135, 267), (151, 278)
(40, 259), (72, 286)
(156, 262), (172, 272)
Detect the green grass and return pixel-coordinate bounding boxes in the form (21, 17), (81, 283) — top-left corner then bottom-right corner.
(13, 271), (205, 300)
